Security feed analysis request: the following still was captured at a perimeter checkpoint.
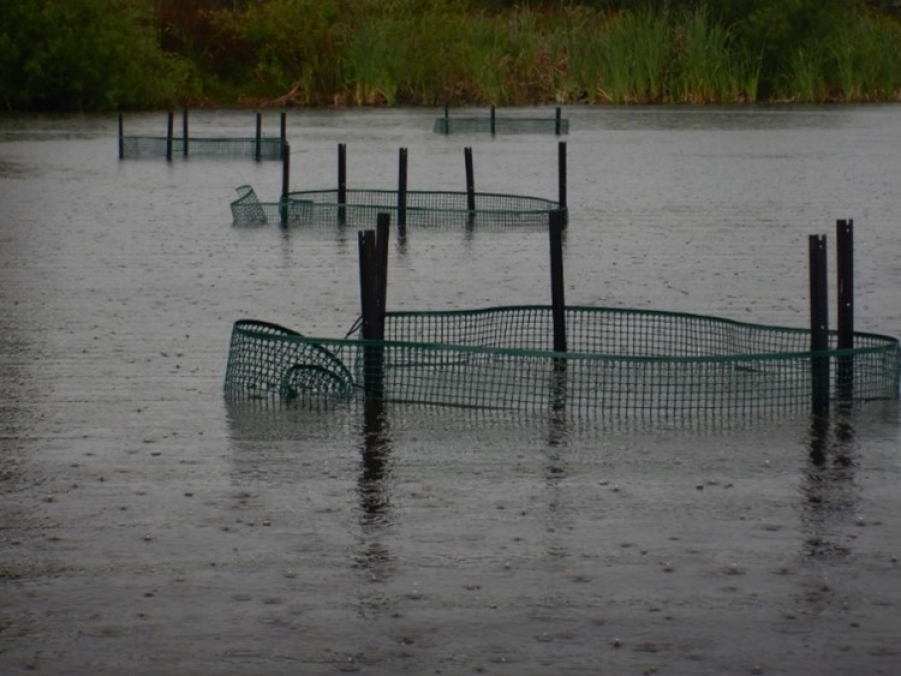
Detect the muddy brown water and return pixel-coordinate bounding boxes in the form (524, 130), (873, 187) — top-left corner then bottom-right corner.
(1, 106), (900, 675)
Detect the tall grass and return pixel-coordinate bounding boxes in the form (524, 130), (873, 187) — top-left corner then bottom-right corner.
(670, 7), (742, 103)
(203, 0), (901, 107)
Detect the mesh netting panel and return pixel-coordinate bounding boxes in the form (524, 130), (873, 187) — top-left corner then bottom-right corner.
(434, 117), (569, 135)
(121, 136), (284, 160)
(224, 320), (354, 402)
(224, 308), (901, 418)
(231, 188), (562, 227)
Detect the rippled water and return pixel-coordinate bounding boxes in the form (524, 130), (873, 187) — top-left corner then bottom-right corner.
(1, 106), (900, 675)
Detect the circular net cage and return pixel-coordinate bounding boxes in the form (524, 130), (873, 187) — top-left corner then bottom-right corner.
(230, 186), (563, 229)
(224, 320), (355, 403)
(224, 307), (901, 421)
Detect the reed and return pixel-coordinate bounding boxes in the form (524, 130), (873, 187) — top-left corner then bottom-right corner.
(669, 7), (743, 103)
(830, 12), (901, 101)
(169, 1), (901, 108)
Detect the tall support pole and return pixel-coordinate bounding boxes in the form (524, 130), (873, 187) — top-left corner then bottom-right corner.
(464, 147), (475, 205)
(280, 111), (287, 143)
(338, 143), (347, 225)
(255, 112), (262, 162)
(555, 107), (562, 136)
(809, 234), (830, 415)
(549, 208), (568, 410)
(279, 142), (291, 228)
(558, 141), (568, 224)
(182, 107), (189, 157)
(358, 216), (390, 401)
(836, 219), (855, 401)
(444, 105), (450, 135)
(374, 213), (390, 340)
(549, 209), (568, 355)
(397, 148), (408, 233)
(165, 111), (174, 162)
(490, 105), (496, 136)
(118, 110), (124, 159)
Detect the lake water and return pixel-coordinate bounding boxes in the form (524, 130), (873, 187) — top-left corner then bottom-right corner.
(1, 105), (900, 675)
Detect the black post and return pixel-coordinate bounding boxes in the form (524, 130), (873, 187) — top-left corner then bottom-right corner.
(809, 234), (830, 414)
(118, 110), (124, 159)
(464, 146), (476, 214)
(359, 230), (376, 339)
(280, 111), (287, 142)
(338, 143), (347, 225)
(280, 142), (291, 228)
(444, 105), (450, 135)
(549, 209), (568, 355)
(182, 107), (189, 157)
(836, 219), (854, 401)
(375, 213), (390, 340)
(555, 107), (562, 136)
(166, 111), (174, 162)
(490, 105), (496, 136)
(397, 148), (408, 232)
(255, 111), (262, 162)
(558, 141), (568, 222)
(359, 218), (390, 401)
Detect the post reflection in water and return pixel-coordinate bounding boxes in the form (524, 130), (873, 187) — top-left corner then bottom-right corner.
(355, 398), (394, 586)
(801, 406), (859, 561)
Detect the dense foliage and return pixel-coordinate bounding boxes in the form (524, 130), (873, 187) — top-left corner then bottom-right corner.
(2, 0), (900, 110)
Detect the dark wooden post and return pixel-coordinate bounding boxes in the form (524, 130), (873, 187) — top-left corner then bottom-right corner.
(374, 213), (390, 339)
(555, 107), (562, 136)
(279, 142), (291, 228)
(836, 219), (854, 401)
(549, 209), (568, 355)
(549, 208), (568, 410)
(490, 105), (496, 136)
(397, 148), (408, 232)
(338, 143), (348, 225)
(358, 216), (390, 400)
(558, 141), (568, 223)
(809, 234), (830, 414)
(255, 112), (262, 162)
(464, 146), (476, 214)
(182, 107), (189, 157)
(166, 111), (174, 162)
(118, 110), (124, 159)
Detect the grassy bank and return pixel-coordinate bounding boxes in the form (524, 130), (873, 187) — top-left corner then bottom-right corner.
(4, 0), (901, 110)
(179, 0), (901, 107)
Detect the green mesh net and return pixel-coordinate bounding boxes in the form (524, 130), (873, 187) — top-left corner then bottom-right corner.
(224, 320), (355, 402)
(224, 307), (901, 419)
(230, 186), (564, 227)
(433, 117), (569, 135)
(120, 136), (285, 160)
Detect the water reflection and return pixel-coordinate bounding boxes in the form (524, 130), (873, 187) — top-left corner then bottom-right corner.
(358, 399), (393, 527)
(800, 408), (859, 561)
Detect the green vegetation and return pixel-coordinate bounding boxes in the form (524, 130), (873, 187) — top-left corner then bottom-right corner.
(2, 0), (900, 111)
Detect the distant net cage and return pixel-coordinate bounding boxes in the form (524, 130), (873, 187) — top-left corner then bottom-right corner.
(120, 136), (285, 160)
(224, 307), (901, 419)
(433, 108), (569, 135)
(230, 185), (564, 228)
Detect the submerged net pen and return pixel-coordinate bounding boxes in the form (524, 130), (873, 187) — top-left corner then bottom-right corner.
(230, 186), (564, 228)
(434, 107), (569, 135)
(224, 307), (901, 419)
(120, 136), (285, 160)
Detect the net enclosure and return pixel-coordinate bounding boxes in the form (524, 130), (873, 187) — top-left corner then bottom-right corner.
(231, 185), (564, 228)
(434, 107), (569, 135)
(120, 136), (285, 160)
(224, 306), (901, 420)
